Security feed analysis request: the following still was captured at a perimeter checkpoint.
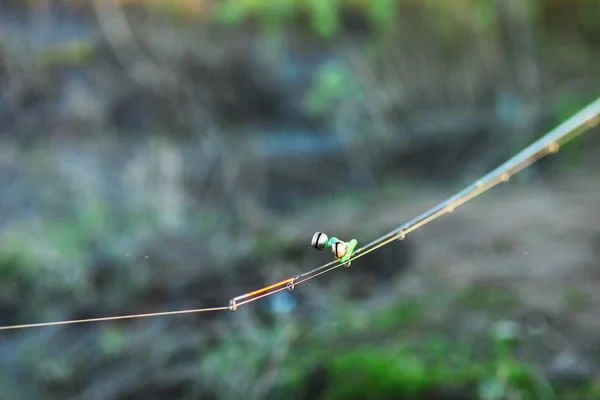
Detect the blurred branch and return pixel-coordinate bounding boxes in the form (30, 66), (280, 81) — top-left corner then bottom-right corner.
(92, 0), (177, 92)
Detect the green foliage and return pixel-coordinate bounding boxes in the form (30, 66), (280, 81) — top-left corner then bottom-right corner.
(197, 288), (600, 400)
(370, 298), (425, 330)
(216, 0), (297, 31)
(0, 242), (42, 292)
(214, 0), (399, 38)
(306, 0), (341, 38)
(563, 287), (591, 307)
(322, 338), (533, 400)
(552, 94), (591, 168)
(252, 227), (288, 257)
(458, 287), (519, 311)
(469, 1), (498, 35)
(41, 200), (110, 269)
(100, 326), (126, 355)
(0, 237), (40, 272)
(578, 0), (600, 36)
(324, 346), (432, 399)
(209, 0), (600, 43)
(304, 61), (362, 117)
(319, 329), (588, 400)
(284, 293), (600, 399)
(202, 328), (304, 398)
(56, 0), (600, 42)
(214, 0), (249, 25)
(366, 0), (398, 30)
(37, 41), (95, 68)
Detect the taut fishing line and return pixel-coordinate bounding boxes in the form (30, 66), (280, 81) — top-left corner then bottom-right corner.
(1, 97), (599, 331)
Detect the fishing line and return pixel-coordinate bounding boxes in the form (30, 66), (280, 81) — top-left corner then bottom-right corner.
(1, 97), (599, 331)
(0, 307), (230, 331)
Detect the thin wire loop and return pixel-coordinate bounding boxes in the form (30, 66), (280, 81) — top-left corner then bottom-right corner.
(1, 97), (600, 330)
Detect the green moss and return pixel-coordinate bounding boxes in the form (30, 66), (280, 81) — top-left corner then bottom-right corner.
(252, 226), (292, 257)
(563, 287), (590, 307)
(322, 343), (487, 400)
(552, 94), (594, 168)
(458, 287), (520, 311)
(371, 298), (426, 330)
(37, 41), (95, 68)
(0, 241), (42, 287)
(100, 326), (126, 355)
(304, 61), (362, 117)
(324, 346), (424, 399)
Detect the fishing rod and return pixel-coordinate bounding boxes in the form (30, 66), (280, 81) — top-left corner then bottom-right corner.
(1, 97), (599, 331)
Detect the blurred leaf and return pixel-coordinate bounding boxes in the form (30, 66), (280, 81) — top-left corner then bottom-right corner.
(304, 61), (360, 116)
(0, 242), (41, 281)
(471, 1), (497, 34)
(372, 298), (425, 330)
(215, 0), (252, 25)
(367, 0), (398, 29)
(553, 95), (589, 168)
(306, 0), (341, 38)
(100, 326), (125, 355)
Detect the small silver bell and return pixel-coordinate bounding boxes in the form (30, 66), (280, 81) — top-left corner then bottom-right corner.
(311, 232), (329, 250)
(331, 241), (348, 259)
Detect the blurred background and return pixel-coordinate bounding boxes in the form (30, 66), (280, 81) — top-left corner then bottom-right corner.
(1, 0), (600, 399)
